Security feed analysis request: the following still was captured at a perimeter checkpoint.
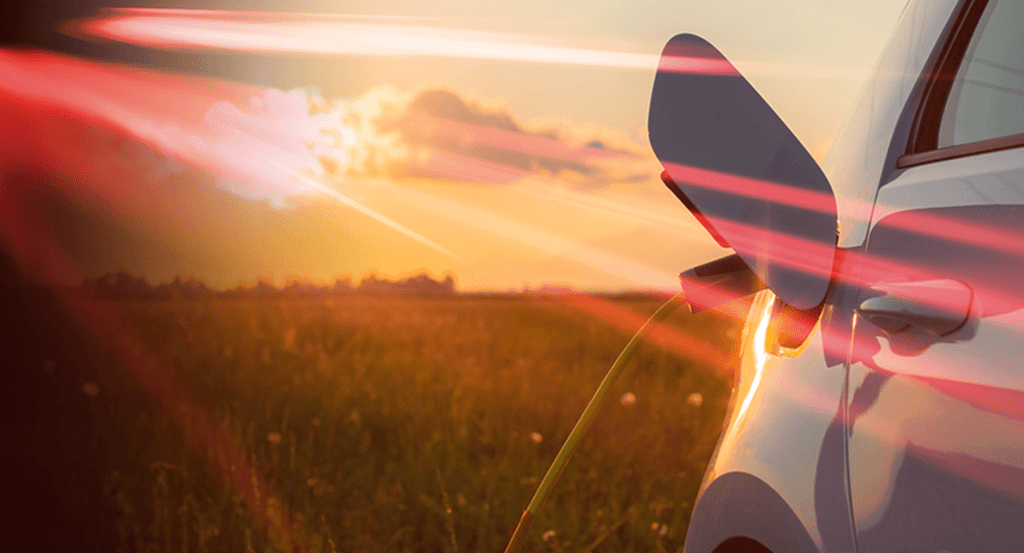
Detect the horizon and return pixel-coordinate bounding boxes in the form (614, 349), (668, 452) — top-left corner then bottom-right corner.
(73, 266), (677, 296)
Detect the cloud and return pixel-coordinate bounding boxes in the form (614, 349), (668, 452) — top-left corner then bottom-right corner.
(191, 84), (658, 209)
(311, 86), (658, 186)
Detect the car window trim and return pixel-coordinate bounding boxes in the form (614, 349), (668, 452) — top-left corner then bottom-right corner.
(897, 132), (1024, 168)
(901, 0), (990, 162)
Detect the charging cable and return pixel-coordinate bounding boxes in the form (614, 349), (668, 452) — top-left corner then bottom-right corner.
(503, 292), (687, 553)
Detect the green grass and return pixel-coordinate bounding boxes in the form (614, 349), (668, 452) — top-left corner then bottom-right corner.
(81, 294), (739, 553)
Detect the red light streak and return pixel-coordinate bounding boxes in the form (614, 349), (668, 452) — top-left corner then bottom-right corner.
(910, 375), (1024, 424)
(0, 189), (308, 546)
(661, 161), (843, 216)
(403, 112), (636, 165)
(677, 209), (1022, 330)
(911, 444), (1024, 500)
(657, 53), (740, 77)
(414, 149), (533, 184)
(540, 292), (733, 371)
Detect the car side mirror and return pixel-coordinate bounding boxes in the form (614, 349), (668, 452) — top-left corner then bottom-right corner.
(649, 34), (839, 312)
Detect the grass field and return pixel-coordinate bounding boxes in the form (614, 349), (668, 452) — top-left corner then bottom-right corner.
(33, 294), (741, 552)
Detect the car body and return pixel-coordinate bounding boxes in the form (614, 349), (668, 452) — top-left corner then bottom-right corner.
(648, 0), (1024, 551)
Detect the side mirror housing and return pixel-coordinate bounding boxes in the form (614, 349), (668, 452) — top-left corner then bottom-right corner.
(649, 34), (838, 311)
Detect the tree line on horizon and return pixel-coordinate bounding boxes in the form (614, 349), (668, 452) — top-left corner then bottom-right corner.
(80, 270), (458, 300)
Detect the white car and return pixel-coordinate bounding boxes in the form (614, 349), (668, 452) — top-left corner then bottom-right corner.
(647, 0), (1024, 552)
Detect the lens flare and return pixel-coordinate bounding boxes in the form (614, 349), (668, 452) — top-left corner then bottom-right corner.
(66, 9), (670, 71)
(0, 49), (457, 258)
(67, 8), (868, 79)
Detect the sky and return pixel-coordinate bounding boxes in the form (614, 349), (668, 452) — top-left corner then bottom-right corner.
(0, 1), (907, 292)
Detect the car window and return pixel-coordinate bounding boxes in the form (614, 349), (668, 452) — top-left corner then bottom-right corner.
(937, 0), (1024, 148)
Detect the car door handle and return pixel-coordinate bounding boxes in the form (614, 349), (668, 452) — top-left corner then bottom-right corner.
(857, 279), (973, 336)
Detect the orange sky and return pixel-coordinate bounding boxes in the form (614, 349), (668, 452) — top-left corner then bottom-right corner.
(3, 2), (907, 291)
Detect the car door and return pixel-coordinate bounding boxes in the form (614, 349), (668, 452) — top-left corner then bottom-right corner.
(846, 0), (1024, 551)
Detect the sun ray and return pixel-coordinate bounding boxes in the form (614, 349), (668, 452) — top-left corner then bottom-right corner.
(293, 173), (464, 260)
(389, 182), (681, 291)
